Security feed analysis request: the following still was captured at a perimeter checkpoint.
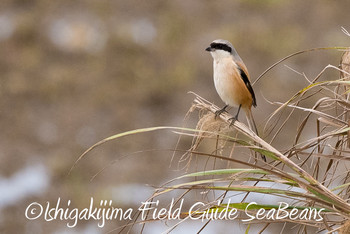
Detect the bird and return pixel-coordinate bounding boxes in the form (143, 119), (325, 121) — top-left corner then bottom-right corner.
(205, 39), (266, 161)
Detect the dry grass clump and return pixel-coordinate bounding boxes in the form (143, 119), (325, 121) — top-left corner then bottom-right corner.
(143, 46), (350, 233)
(339, 219), (350, 234)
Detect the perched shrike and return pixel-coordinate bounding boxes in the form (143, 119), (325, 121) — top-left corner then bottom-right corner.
(206, 39), (266, 161)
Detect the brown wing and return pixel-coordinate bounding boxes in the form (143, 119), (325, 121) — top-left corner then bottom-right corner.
(236, 61), (256, 107)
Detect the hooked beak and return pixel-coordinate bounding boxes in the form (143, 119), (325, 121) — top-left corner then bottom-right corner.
(205, 47), (212, 52)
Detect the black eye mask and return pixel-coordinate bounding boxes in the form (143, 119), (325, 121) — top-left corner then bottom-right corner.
(210, 43), (232, 53)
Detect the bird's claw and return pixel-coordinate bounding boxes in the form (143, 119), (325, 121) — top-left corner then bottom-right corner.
(214, 105), (228, 120)
(215, 109), (225, 119)
(228, 117), (237, 127)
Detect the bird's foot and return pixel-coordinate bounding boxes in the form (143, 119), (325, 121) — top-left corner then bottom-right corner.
(214, 105), (228, 119)
(228, 117), (238, 127)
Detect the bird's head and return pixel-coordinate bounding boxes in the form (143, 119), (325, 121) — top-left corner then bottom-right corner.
(205, 39), (239, 61)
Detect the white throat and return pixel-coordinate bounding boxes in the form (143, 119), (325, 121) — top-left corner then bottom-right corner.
(210, 50), (232, 61)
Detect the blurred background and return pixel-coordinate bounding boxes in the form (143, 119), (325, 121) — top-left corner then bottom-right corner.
(1, 0), (350, 233)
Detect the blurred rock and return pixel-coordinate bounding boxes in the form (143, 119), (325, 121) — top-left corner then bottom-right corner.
(0, 13), (15, 41)
(47, 13), (107, 53)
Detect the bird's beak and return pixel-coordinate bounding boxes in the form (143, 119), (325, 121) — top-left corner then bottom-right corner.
(205, 47), (212, 52)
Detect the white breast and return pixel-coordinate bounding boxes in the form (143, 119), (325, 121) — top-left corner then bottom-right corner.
(213, 59), (239, 107)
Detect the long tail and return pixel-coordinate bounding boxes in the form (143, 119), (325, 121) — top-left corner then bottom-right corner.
(245, 108), (266, 162)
